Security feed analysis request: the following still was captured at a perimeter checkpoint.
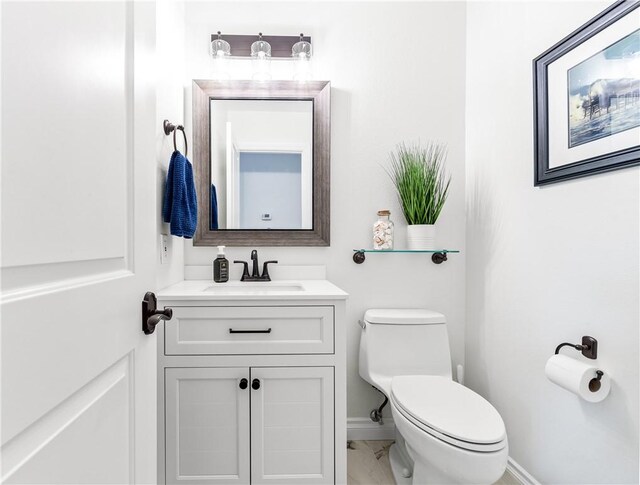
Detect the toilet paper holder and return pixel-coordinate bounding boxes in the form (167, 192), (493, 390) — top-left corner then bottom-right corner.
(589, 370), (604, 392)
(554, 336), (605, 394)
(555, 335), (598, 359)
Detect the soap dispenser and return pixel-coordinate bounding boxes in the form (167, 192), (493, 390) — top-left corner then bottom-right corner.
(213, 245), (229, 283)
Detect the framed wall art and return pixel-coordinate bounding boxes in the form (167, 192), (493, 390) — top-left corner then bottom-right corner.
(533, 0), (639, 186)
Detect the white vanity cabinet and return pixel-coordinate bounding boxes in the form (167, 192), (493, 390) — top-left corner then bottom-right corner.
(156, 280), (348, 485)
(164, 367), (250, 484)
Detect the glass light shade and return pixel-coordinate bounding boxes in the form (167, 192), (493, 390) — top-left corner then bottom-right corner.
(250, 39), (271, 59)
(210, 38), (231, 58)
(251, 36), (272, 81)
(291, 39), (312, 60)
(292, 35), (312, 82)
(210, 34), (231, 80)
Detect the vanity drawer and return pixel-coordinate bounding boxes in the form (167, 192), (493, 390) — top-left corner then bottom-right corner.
(164, 306), (334, 355)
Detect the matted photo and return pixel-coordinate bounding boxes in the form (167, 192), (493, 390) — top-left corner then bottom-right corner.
(533, 0), (640, 186)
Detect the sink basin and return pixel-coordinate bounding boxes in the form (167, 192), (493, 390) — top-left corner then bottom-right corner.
(204, 282), (305, 294)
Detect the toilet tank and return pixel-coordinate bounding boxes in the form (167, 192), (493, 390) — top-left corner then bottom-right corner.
(359, 309), (452, 393)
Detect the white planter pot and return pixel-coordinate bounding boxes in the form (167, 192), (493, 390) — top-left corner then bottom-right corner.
(407, 224), (436, 250)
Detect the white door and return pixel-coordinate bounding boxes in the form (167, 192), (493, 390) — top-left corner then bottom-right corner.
(1, 2), (158, 483)
(250, 367), (334, 485)
(165, 368), (250, 485)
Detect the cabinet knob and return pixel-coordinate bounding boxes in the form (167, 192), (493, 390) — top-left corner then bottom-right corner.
(252, 378), (261, 390)
(239, 378), (248, 390)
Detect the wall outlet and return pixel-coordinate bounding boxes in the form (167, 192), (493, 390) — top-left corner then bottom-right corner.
(160, 235), (169, 264)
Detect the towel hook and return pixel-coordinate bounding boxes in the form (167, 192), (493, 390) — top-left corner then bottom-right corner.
(163, 120), (188, 157)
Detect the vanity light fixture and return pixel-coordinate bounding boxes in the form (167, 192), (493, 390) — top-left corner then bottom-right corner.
(291, 33), (312, 82)
(208, 33), (313, 80)
(210, 31), (231, 80)
(251, 33), (272, 81)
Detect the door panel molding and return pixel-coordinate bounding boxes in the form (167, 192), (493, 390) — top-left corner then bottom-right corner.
(1, 259), (131, 303)
(1, 354), (134, 483)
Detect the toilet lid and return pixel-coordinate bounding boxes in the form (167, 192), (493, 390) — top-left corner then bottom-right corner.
(391, 376), (506, 446)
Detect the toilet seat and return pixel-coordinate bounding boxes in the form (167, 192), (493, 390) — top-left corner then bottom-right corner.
(390, 375), (507, 453)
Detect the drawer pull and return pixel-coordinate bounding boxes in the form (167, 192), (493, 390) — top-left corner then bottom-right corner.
(239, 378), (248, 390)
(229, 328), (272, 334)
(252, 378), (261, 390)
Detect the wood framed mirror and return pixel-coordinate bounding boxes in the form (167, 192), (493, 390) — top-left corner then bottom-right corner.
(192, 80), (330, 246)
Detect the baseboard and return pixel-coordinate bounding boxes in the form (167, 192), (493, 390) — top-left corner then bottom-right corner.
(347, 417), (395, 441)
(507, 457), (540, 485)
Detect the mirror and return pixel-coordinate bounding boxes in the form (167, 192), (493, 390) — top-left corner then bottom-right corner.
(210, 99), (313, 230)
(193, 80), (330, 246)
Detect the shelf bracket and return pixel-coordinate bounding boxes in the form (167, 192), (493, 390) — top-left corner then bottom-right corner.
(431, 252), (448, 264)
(353, 250), (450, 265)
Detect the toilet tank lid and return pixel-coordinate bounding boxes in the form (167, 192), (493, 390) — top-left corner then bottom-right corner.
(363, 309), (446, 325)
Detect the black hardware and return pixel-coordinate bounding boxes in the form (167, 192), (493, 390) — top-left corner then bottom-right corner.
(369, 386), (388, 425)
(235, 250), (277, 281)
(431, 252), (448, 264)
(229, 328), (272, 334)
(163, 120), (188, 157)
(233, 260), (251, 280)
(353, 251), (366, 264)
(589, 370), (604, 392)
(251, 250), (259, 279)
(252, 378), (261, 390)
(261, 261), (278, 281)
(142, 292), (173, 335)
(554, 336), (598, 360)
(239, 378), (248, 390)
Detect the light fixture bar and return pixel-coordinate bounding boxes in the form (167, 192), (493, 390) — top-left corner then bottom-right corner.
(209, 34), (311, 58)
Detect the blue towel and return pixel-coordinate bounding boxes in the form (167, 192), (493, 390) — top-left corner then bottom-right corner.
(211, 184), (219, 230)
(162, 151), (197, 238)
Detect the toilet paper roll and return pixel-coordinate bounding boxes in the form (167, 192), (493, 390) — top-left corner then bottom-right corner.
(545, 354), (610, 403)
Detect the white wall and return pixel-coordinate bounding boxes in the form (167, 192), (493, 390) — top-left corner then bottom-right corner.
(156, 0), (186, 289)
(182, 1), (467, 420)
(465, 2), (639, 483)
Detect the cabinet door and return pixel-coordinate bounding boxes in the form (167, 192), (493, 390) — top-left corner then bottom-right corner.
(165, 368), (250, 485)
(250, 367), (334, 485)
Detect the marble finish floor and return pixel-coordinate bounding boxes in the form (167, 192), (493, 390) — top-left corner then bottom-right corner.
(347, 440), (518, 485)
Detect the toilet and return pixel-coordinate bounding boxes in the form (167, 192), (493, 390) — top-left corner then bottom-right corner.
(359, 309), (508, 485)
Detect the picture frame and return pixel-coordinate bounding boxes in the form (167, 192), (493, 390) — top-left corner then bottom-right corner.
(533, 0), (640, 186)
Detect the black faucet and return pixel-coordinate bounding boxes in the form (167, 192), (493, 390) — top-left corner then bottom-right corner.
(251, 250), (259, 279)
(234, 250), (278, 281)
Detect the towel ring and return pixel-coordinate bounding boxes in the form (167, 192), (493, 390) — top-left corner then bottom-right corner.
(163, 120), (188, 157)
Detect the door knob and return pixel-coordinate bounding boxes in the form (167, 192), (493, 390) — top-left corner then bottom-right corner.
(252, 378), (261, 390)
(142, 292), (173, 335)
(239, 378), (248, 390)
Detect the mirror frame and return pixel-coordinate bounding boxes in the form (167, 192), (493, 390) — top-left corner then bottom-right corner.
(192, 80), (330, 246)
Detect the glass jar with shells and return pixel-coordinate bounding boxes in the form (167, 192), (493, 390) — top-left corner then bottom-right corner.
(372, 210), (394, 250)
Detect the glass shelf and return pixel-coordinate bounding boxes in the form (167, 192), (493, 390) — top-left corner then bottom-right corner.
(352, 249), (459, 265)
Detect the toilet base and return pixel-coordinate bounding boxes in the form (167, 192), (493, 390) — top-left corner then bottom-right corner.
(389, 444), (412, 485)
(389, 439), (460, 485)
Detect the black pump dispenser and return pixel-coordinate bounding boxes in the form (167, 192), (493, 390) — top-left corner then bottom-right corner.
(213, 245), (229, 282)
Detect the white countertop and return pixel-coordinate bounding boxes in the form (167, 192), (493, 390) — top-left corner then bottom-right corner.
(157, 279), (349, 301)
